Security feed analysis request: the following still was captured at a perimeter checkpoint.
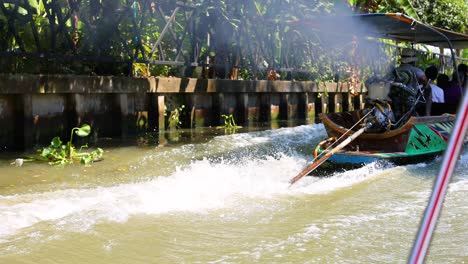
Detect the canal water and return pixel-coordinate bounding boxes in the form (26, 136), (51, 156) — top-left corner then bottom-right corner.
(0, 123), (467, 263)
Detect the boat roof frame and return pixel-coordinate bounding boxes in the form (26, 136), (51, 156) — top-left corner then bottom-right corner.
(298, 12), (468, 82)
(300, 13), (468, 50)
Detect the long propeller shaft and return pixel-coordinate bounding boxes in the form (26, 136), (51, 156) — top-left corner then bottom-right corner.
(289, 122), (373, 186)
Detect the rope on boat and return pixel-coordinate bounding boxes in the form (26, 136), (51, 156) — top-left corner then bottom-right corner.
(408, 92), (468, 264)
(289, 122), (373, 185)
(289, 119), (375, 186)
(316, 107), (376, 157)
(288, 107), (376, 186)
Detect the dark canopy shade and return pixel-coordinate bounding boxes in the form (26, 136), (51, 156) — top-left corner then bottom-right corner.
(298, 13), (468, 50)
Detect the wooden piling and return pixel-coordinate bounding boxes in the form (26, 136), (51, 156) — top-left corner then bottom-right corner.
(0, 75), (369, 150)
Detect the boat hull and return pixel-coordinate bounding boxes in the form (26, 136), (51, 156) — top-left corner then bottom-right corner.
(327, 151), (442, 166)
(318, 112), (456, 167)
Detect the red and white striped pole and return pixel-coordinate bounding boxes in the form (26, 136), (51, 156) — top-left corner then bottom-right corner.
(408, 92), (468, 263)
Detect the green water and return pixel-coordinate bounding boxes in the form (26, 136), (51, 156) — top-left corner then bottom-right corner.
(0, 124), (467, 263)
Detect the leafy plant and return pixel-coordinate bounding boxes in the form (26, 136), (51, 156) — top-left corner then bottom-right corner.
(150, 65), (171, 77)
(167, 105), (185, 130)
(37, 124), (103, 165)
(217, 114), (242, 133)
(2, 0), (466, 86)
(133, 63), (150, 77)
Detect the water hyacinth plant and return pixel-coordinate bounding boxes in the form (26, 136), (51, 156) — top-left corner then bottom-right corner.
(218, 114), (242, 133)
(167, 105), (185, 130)
(38, 124), (103, 165)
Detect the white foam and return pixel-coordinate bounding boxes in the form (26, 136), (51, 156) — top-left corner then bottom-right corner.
(0, 124), (390, 239)
(216, 124), (325, 148)
(292, 161), (390, 194)
(0, 158), (384, 239)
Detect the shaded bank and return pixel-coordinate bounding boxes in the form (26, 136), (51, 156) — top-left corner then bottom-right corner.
(0, 74), (367, 151)
(0, 124), (467, 263)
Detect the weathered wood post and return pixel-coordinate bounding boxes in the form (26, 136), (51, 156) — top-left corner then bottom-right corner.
(248, 94), (260, 123)
(285, 93), (298, 120)
(259, 93), (271, 123)
(190, 93), (212, 128)
(269, 93), (281, 129)
(318, 82), (329, 114)
(21, 94), (34, 149)
(0, 95), (18, 149)
(119, 94), (129, 139)
(297, 92), (307, 120)
(158, 95), (165, 131)
(126, 93), (146, 136)
(217, 92), (238, 125)
(346, 82), (355, 112)
(244, 93), (260, 125)
(306, 92), (316, 124)
(334, 82), (343, 113)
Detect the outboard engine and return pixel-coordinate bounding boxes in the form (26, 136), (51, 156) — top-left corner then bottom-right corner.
(363, 102), (395, 133)
(364, 77), (396, 132)
(365, 76), (391, 102)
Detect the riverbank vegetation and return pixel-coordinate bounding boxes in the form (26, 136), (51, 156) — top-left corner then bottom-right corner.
(217, 114), (242, 134)
(167, 105), (185, 130)
(36, 124), (104, 166)
(1, 0), (466, 82)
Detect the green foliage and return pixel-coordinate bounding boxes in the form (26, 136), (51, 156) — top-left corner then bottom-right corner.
(37, 124), (103, 165)
(463, 50), (468, 59)
(414, 0), (467, 32)
(413, 48), (441, 70)
(167, 105), (185, 130)
(0, 0), (340, 78)
(2, 0), (466, 83)
(237, 68), (253, 80)
(133, 63), (150, 77)
(375, 0), (420, 19)
(217, 114), (242, 133)
(375, 0), (468, 33)
(150, 65), (171, 77)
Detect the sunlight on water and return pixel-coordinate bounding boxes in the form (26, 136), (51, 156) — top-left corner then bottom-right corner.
(293, 161), (393, 194)
(0, 124), (466, 263)
(0, 124), (388, 240)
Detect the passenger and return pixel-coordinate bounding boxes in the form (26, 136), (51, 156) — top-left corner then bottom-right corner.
(436, 73), (450, 91)
(444, 65), (465, 105)
(458, 63), (468, 91)
(425, 65), (444, 103)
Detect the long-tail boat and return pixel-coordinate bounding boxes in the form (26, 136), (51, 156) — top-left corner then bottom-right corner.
(318, 112), (456, 166)
(290, 13), (468, 185)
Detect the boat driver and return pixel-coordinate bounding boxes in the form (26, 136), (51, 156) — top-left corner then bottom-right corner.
(387, 48), (429, 125)
(364, 48), (429, 130)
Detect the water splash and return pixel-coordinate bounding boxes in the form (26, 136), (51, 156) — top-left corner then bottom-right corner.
(0, 124), (448, 240)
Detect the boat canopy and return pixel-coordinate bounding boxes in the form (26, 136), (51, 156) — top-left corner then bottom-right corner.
(299, 13), (468, 50)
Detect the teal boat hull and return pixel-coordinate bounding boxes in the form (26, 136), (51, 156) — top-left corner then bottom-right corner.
(327, 150), (443, 166)
(318, 113), (458, 168)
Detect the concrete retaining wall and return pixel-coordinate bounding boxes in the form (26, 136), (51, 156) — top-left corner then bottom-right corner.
(0, 74), (367, 151)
